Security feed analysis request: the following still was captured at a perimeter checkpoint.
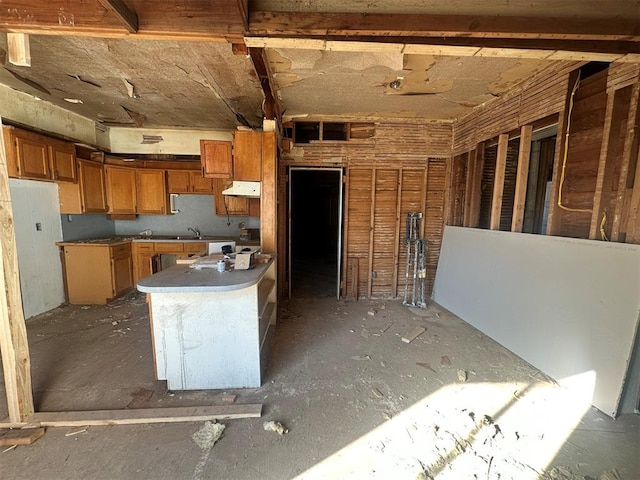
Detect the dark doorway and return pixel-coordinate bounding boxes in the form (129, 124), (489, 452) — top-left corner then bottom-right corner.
(289, 168), (343, 298)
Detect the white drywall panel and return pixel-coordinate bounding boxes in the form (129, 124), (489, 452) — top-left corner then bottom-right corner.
(9, 179), (65, 319)
(433, 226), (640, 418)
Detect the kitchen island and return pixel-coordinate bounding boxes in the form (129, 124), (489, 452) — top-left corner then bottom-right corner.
(137, 258), (276, 390)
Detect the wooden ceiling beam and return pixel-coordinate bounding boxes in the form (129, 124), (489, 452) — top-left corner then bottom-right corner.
(248, 47), (282, 124)
(0, 1), (247, 42)
(96, 0), (138, 33)
(249, 11), (640, 42)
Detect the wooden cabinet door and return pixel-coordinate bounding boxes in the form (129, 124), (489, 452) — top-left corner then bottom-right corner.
(134, 252), (155, 283)
(136, 169), (167, 214)
(111, 247), (133, 298)
(190, 172), (214, 193)
(184, 242), (207, 253)
(105, 166), (137, 214)
(14, 134), (50, 180)
(167, 170), (191, 193)
(78, 160), (107, 213)
(214, 178), (249, 215)
(200, 140), (232, 178)
(233, 131), (262, 181)
(49, 141), (77, 183)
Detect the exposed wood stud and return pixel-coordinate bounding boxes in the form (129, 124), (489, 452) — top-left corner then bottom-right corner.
(590, 90), (618, 240)
(96, 0), (139, 33)
(248, 47), (281, 123)
(490, 134), (509, 230)
(0, 115), (34, 422)
(260, 132), (277, 255)
(512, 125), (533, 232)
(468, 143), (485, 228)
(547, 71), (579, 236)
(391, 171), (403, 296)
(462, 149), (476, 227)
(626, 140), (640, 243)
(7, 33), (30, 67)
(367, 169), (376, 299)
(612, 83), (640, 241)
(231, 42), (249, 56)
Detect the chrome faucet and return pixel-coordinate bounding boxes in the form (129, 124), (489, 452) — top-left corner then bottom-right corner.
(188, 227), (201, 237)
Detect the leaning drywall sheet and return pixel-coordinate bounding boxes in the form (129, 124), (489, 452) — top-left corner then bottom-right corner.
(433, 226), (640, 417)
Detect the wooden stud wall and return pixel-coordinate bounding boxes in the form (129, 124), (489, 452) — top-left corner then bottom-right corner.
(281, 122), (451, 299)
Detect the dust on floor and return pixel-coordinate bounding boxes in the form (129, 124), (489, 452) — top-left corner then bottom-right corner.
(0, 294), (638, 479)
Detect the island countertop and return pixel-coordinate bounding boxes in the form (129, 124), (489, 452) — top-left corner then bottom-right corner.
(137, 258), (274, 293)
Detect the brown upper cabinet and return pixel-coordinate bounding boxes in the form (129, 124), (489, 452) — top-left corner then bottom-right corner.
(3, 125), (77, 182)
(136, 169), (167, 215)
(78, 159), (108, 213)
(200, 140), (232, 178)
(233, 131), (262, 181)
(167, 170), (214, 194)
(105, 165), (169, 215)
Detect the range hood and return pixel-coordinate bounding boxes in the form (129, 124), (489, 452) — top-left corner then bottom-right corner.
(222, 180), (261, 197)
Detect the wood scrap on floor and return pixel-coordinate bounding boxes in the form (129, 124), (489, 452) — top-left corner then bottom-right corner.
(263, 421), (288, 435)
(402, 326), (426, 343)
(5, 404), (262, 428)
(0, 427), (45, 446)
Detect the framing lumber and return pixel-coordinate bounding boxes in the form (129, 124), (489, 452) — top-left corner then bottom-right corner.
(462, 149), (476, 227)
(490, 134), (509, 230)
(0, 427), (44, 445)
(7, 33), (30, 66)
(96, 0), (138, 33)
(512, 125), (533, 232)
(1, 404), (262, 428)
(367, 170), (376, 298)
(248, 11), (640, 42)
(590, 90), (619, 239)
(0, 115), (34, 423)
(391, 172), (403, 296)
(469, 144), (485, 228)
(612, 83), (640, 241)
(260, 132), (277, 255)
(248, 47), (281, 123)
(626, 145), (640, 243)
(547, 71), (579, 236)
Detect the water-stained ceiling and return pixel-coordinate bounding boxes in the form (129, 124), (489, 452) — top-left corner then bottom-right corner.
(0, 0), (637, 131)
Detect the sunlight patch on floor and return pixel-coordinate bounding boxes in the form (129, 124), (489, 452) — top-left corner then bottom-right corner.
(294, 375), (593, 479)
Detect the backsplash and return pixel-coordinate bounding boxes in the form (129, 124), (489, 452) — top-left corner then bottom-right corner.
(61, 212), (116, 241)
(114, 194), (260, 237)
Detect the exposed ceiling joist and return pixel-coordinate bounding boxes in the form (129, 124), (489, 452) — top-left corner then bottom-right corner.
(248, 46), (281, 123)
(0, 0), (247, 42)
(248, 11), (640, 42)
(96, 0), (138, 33)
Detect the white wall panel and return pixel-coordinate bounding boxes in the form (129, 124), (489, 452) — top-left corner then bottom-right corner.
(433, 226), (640, 418)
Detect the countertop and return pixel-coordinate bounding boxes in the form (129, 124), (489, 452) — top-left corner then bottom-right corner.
(57, 236), (260, 247)
(136, 258), (274, 293)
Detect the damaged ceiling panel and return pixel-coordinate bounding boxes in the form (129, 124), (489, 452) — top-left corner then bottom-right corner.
(0, 36), (264, 130)
(267, 49), (558, 121)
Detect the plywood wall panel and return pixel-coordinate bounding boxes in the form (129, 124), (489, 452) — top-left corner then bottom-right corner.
(607, 63), (640, 90)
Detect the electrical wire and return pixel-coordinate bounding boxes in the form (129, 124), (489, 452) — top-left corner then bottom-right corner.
(557, 70), (593, 214)
(600, 211), (609, 241)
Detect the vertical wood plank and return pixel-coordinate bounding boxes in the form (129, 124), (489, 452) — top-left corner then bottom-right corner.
(260, 132), (277, 254)
(367, 169), (376, 298)
(342, 168), (350, 298)
(626, 147), (640, 243)
(7, 33), (30, 67)
(490, 134), (509, 230)
(391, 170), (403, 297)
(0, 114), (34, 422)
(589, 90), (617, 240)
(463, 149), (476, 227)
(469, 144), (485, 228)
(612, 83), (640, 241)
(547, 71), (579, 236)
(443, 157), (453, 226)
(511, 125), (533, 232)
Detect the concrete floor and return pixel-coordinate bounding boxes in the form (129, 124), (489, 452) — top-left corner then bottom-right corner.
(1, 294), (639, 479)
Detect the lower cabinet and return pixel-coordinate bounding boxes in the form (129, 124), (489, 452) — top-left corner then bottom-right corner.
(60, 242), (133, 304)
(132, 241), (207, 284)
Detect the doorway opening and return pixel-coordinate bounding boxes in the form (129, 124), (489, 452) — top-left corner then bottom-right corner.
(289, 168), (343, 298)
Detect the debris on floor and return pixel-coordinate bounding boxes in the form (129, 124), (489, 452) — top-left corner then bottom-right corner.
(0, 427), (45, 446)
(416, 362), (437, 373)
(221, 394), (236, 404)
(192, 421), (225, 450)
(367, 309), (377, 317)
(351, 354), (371, 361)
(380, 322), (394, 333)
(457, 369), (467, 382)
(64, 427), (88, 437)
(372, 388), (384, 398)
(441, 355), (452, 366)
(263, 421), (289, 435)
(402, 326), (426, 343)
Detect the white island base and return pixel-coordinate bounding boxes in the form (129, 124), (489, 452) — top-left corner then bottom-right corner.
(140, 260), (276, 390)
